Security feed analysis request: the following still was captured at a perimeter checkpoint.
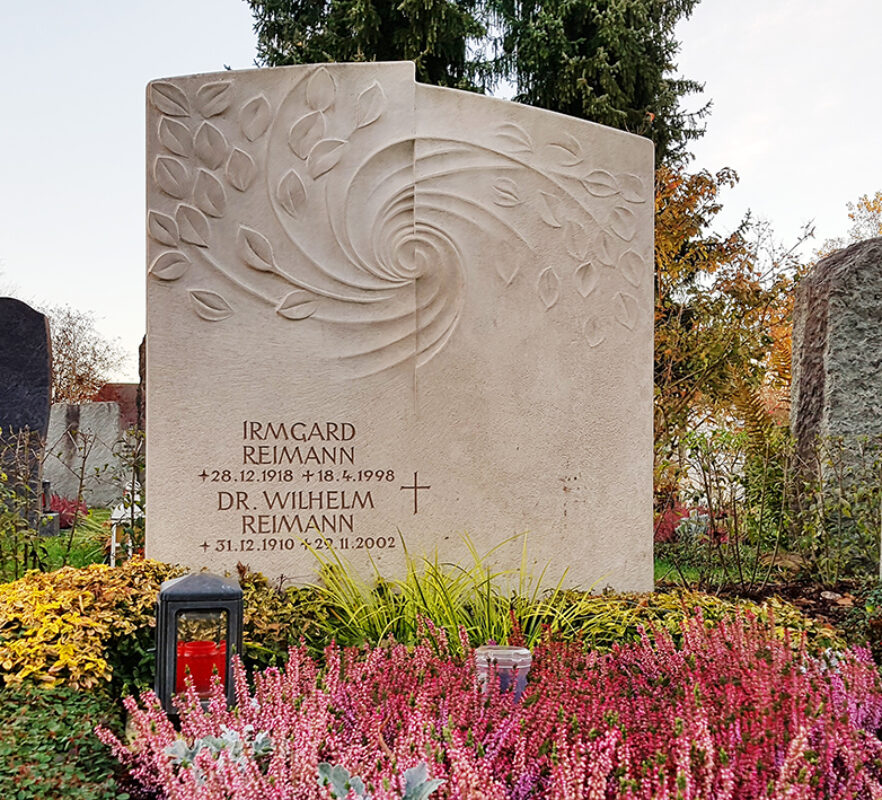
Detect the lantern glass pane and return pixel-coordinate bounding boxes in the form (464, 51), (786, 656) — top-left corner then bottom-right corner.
(175, 610), (228, 698)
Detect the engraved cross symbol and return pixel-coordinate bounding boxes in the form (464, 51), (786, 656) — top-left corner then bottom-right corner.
(400, 472), (431, 515)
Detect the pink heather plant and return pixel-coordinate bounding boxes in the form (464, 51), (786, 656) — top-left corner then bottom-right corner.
(99, 612), (882, 800)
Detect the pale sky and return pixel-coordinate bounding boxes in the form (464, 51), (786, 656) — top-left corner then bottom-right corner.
(1, 0), (879, 382)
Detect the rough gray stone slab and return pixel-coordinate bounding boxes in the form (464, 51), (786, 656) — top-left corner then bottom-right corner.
(792, 237), (882, 467)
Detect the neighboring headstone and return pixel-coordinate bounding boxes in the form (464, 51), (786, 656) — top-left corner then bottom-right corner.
(0, 297), (52, 528)
(146, 63), (654, 589)
(93, 383), (140, 431)
(791, 237), (882, 469)
(43, 402), (129, 507)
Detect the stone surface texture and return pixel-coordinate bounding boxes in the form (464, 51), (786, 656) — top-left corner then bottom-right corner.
(146, 63), (654, 589)
(792, 237), (882, 467)
(0, 298), (52, 437)
(43, 402), (129, 507)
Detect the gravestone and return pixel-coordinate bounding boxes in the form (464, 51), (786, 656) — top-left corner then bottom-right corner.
(792, 237), (882, 469)
(146, 63), (654, 589)
(0, 297), (53, 530)
(43, 402), (129, 507)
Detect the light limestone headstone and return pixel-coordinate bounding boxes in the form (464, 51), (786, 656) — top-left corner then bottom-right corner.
(146, 62), (654, 589)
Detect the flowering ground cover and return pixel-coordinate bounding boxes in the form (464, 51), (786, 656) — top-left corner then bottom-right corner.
(103, 613), (882, 800)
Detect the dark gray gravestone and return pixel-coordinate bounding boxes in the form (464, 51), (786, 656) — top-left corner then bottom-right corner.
(0, 298), (53, 531)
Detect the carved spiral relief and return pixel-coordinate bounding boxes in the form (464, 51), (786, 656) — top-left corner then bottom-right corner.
(148, 67), (650, 374)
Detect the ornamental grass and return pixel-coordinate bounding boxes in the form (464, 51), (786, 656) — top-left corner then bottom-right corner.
(102, 612), (882, 800)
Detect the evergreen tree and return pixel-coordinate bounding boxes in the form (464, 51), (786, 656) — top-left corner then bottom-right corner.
(245, 0), (486, 90)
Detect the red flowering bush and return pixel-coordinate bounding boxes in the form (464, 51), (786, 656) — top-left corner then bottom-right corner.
(49, 494), (88, 529)
(101, 613), (882, 799)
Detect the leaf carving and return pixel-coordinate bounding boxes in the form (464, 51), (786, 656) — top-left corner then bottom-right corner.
(307, 67), (336, 112)
(190, 290), (233, 322)
(596, 231), (616, 267)
(150, 82), (189, 116)
(537, 268), (560, 310)
(307, 139), (346, 179)
(574, 262), (598, 298)
(565, 221), (589, 260)
(289, 112), (325, 159)
(497, 123), (532, 154)
(356, 81), (386, 128)
(618, 250), (645, 287)
(537, 192), (562, 228)
(158, 117), (192, 157)
(194, 121), (228, 169)
(147, 211), (179, 246)
(176, 204), (210, 247)
(240, 94), (272, 142)
(277, 170), (308, 219)
(277, 290), (319, 320)
(194, 169), (227, 217)
(196, 81), (232, 117)
(581, 169), (619, 198)
(547, 133), (582, 167)
(153, 156), (190, 199)
(226, 148), (256, 192)
(237, 225), (276, 272)
(149, 251), (190, 281)
(615, 292), (639, 330)
(584, 317), (607, 348)
(496, 257), (519, 286)
(609, 206), (637, 241)
(492, 178), (522, 208)
(619, 173), (646, 204)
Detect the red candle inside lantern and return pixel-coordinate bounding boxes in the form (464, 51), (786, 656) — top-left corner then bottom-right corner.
(175, 640), (227, 696)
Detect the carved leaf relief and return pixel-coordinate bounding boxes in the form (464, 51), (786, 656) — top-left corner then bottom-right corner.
(190, 290), (233, 321)
(584, 317), (607, 348)
(150, 82), (189, 116)
(496, 255), (520, 286)
(158, 117), (192, 157)
(196, 81), (232, 117)
(619, 173), (646, 204)
(615, 292), (639, 330)
(565, 221), (589, 261)
(356, 81), (386, 129)
(194, 121), (228, 170)
(537, 267), (560, 310)
(153, 156), (190, 199)
(609, 206), (637, 241)
(307, 139), (347, 179)
(547, 133), (582, 167)
(149, 251), (190, 281)
(277, 170), (308, 219)
(148, 211), (179, 247)
(496, 122), (532, 154)
(596, 231), (615, 267)
(277, 290), (319, 320)
(581, 169), (618, 198)
(618, 250), (645, 287)
(492, 178), (522, 208)
(289, 112), (325, 159)
(237, 225), (277, 273)
(226, 148), (256, 192)
(537, 192), (562, 228)
(194, 169), (227, 218)
(176, 204), (210, 247)
(240, 95), (272, 142)
(307, 67), (336, 112)
(574, 262), (598, 298)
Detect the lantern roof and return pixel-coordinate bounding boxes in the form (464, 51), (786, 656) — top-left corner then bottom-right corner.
(159, 572), (242, 601)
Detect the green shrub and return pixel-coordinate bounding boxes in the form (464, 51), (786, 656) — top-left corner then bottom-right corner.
(0, 684), (126, 800)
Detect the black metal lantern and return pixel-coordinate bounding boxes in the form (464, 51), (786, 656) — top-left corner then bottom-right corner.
(156, 573), (243, 714)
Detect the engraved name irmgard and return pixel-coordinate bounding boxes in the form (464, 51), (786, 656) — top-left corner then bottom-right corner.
(194, 420), (430, 557)
(147, 65), (650, 378)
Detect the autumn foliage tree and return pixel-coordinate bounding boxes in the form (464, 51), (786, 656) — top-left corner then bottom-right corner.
(653, 166), (798, 493)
